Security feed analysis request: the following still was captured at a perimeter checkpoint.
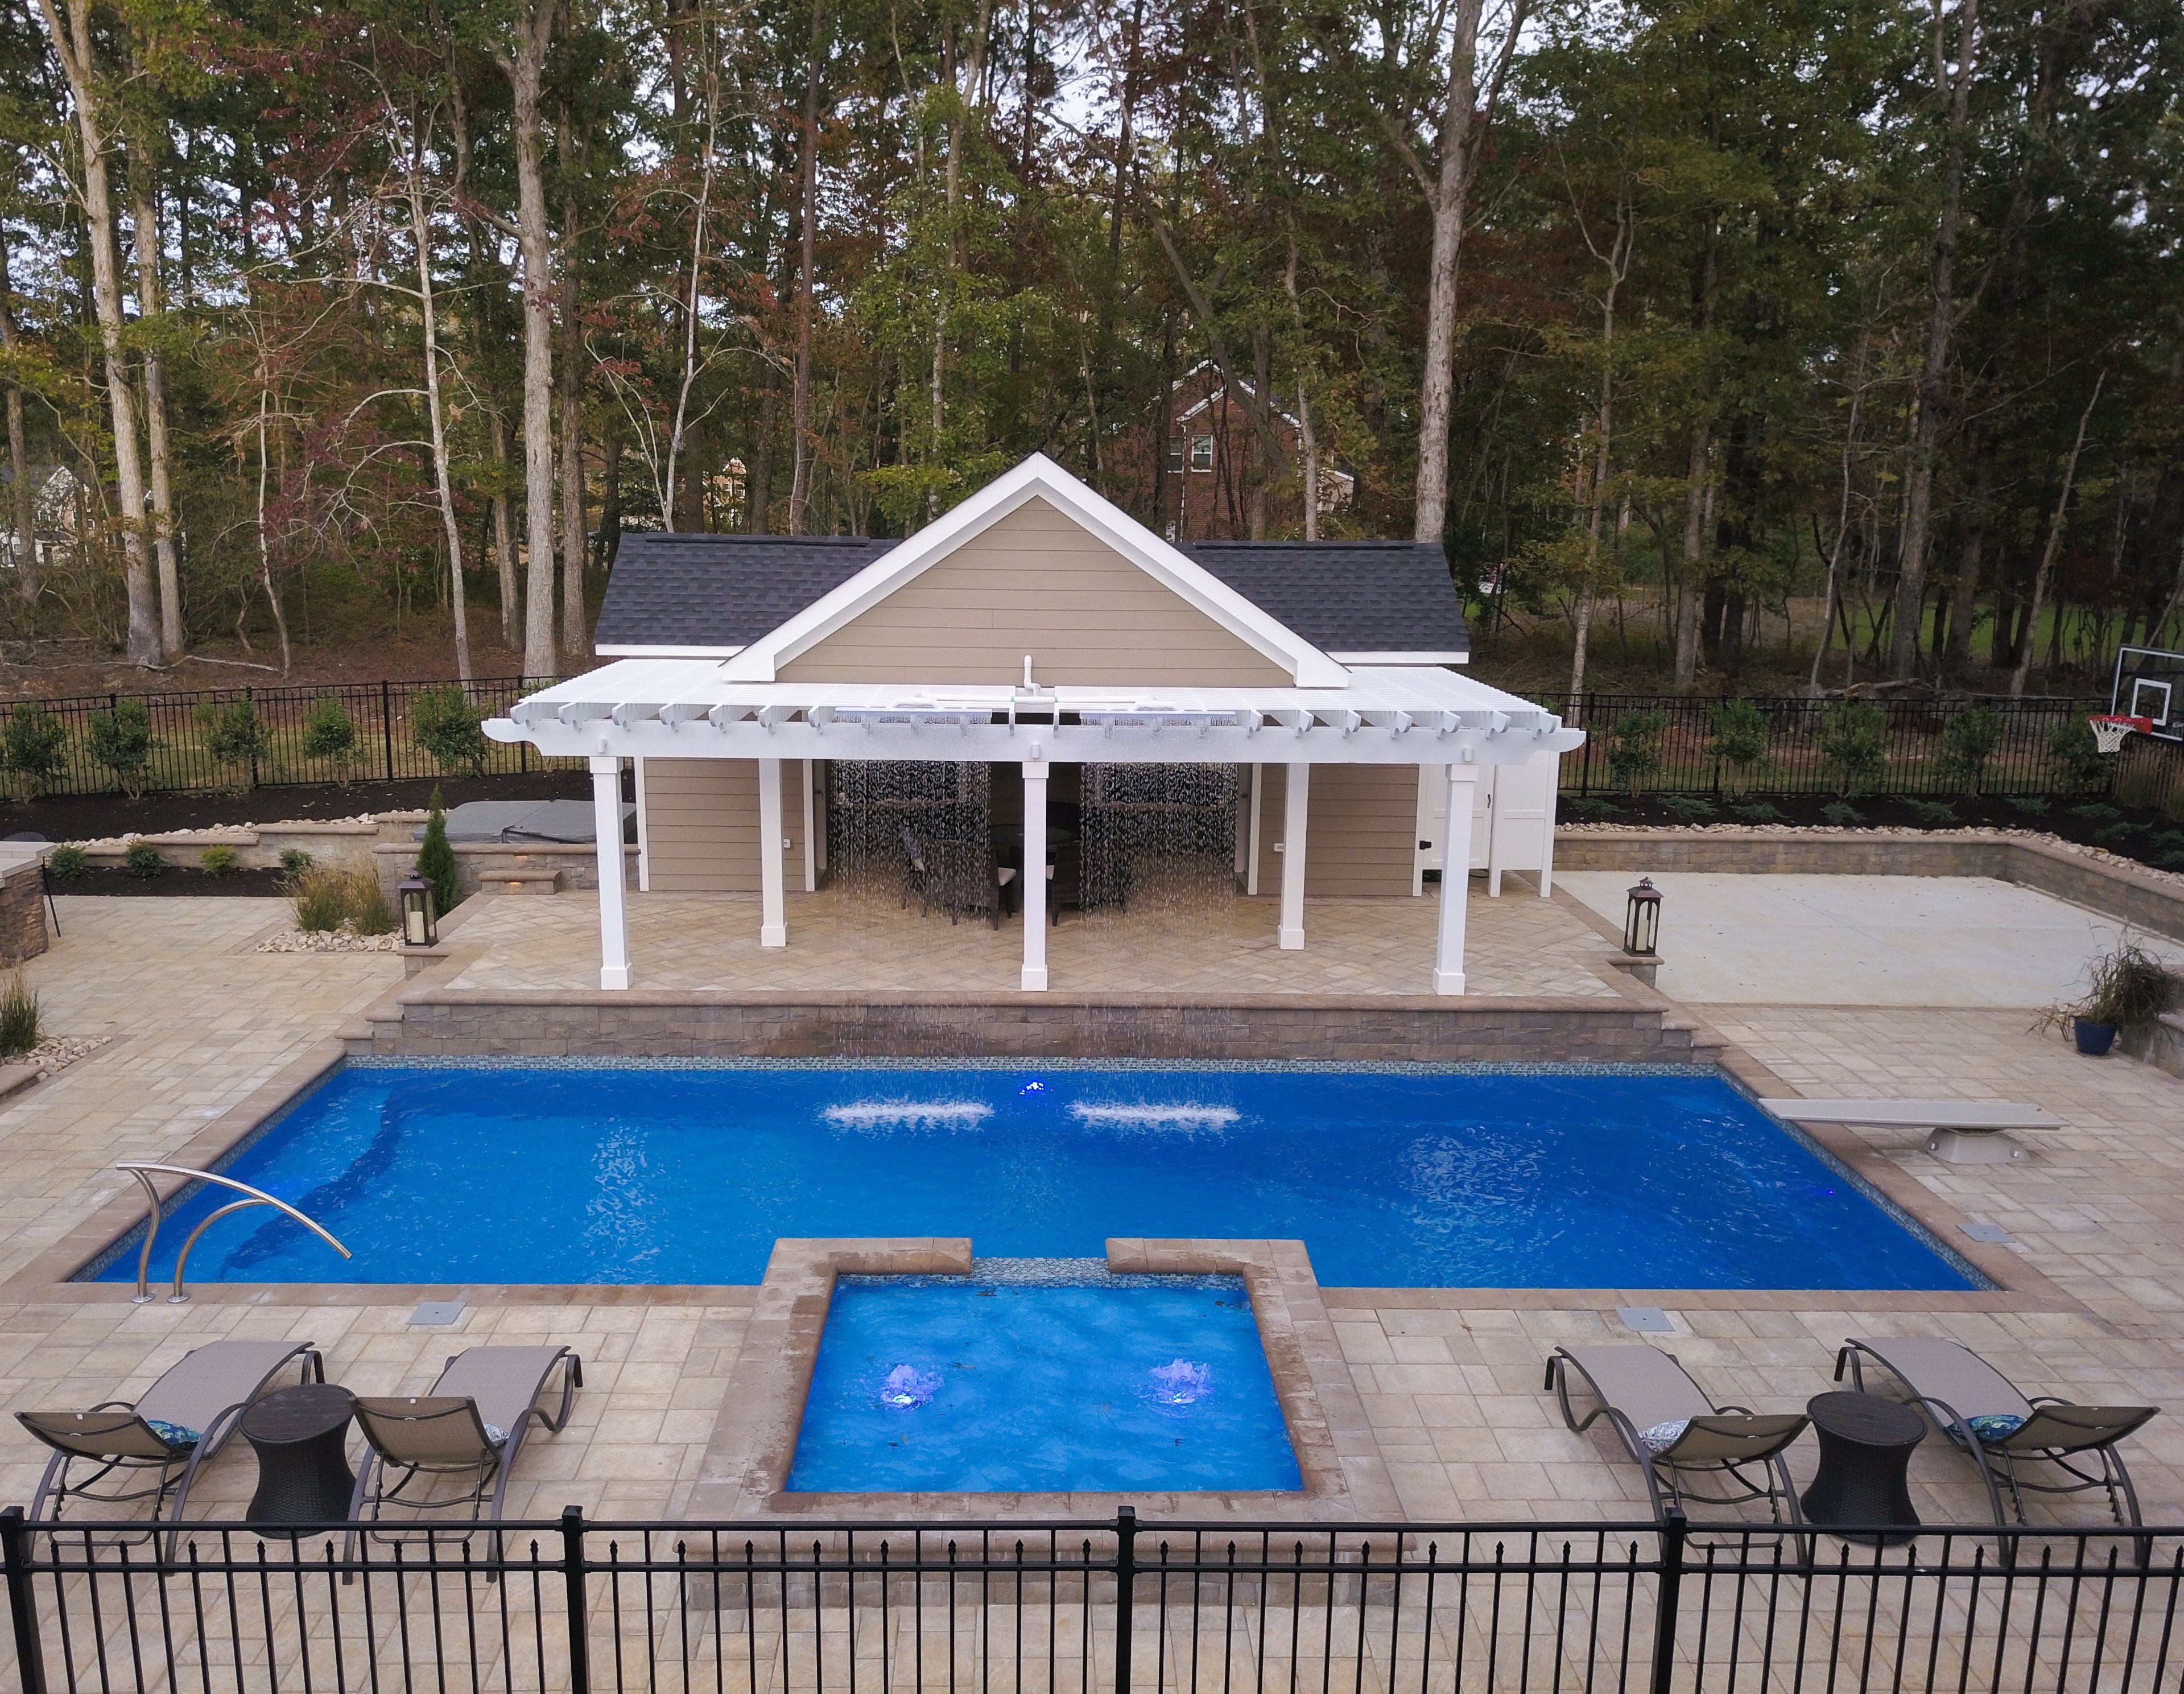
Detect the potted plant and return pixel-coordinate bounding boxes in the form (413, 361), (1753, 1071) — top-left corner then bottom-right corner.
(2039, 941), (2183, 1057)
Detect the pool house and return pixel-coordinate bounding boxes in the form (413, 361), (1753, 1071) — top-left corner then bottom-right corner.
(488, 454), (1583, 992)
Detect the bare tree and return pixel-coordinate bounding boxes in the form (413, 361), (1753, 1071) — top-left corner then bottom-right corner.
(400, 105), (473, 682)
(492, 0), (560, 677)
(130, 136), (183, 657)
(34, 0), (160, 663)
(0, 222), (35, 605)
(2010, 370), (2103, 698)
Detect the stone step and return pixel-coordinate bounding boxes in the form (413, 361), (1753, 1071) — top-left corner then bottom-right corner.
(485, 866), (564, 895)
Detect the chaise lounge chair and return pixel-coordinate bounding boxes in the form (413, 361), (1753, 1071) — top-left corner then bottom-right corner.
(347, 1344), (581, 1551)
(15, 1338), (323, 1523)
(1547, 1344), (1810, 1531)
(1835, 1336), (2157, 1544)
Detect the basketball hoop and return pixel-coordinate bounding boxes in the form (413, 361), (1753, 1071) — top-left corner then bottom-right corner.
(2090, 714), (2152, 755)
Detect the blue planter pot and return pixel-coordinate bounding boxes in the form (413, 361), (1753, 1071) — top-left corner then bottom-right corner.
(2074, 1019), (2118, 1057)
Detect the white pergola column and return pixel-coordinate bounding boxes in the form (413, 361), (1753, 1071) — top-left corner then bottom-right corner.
(1434, 760), (1480, 995)
(1021, 753), (1049, 991)
(591, 754), (631, 991)
(758, 756), (788, 947)
(1278, 762), (1308, 950)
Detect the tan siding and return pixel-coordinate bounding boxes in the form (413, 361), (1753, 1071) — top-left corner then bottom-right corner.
(641, 759), (804, 893)
(1252, 763), (1418, 898)
(781, 497), (1292, 686)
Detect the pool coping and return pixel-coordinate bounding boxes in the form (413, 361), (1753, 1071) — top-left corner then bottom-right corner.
(681, 1237), (1402, 1523)
(6, 1028), (2076, 1316)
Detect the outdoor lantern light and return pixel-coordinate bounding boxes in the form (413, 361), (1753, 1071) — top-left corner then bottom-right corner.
(398, 875), (437, 948)
(1624, 876), (1662, 956)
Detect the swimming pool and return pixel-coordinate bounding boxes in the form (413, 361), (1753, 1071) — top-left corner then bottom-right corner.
(89, 1062), (1980, 1291)
(787, 1276), (1302, 1494)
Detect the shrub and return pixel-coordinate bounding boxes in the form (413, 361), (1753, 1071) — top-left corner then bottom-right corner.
(302, 696), (360, 778)
(2049, 718), (2111, 796)
(2007, 795), (2050, 816)
(46, 844), (89, 880)
(1660, 794), (1717, 822)
(1901, 798), (1958, 827)
(2, 701), (67, 799)
(1821, 800), (1863, 827)
(1707, 700), (1773, 793)
(199, 843), (238, 876)
(86, 699), (155, 799)
(2069, 802), (2123, 826)
(1729, 800), (1784, 822)
(416, 785), (460, 917)
(1604, 709), (1669, 796)
(1567, 796), (1619, 822)
(196, 700), (269, 778)
(123, 840), (166, 877)
(1816, 701), (1889, 796)
(291, 866), (394, 934)
(290, 867), (348, 932)
(279, 847), (315, 875)
(411, 685), (487, 777)
(0, 970), (39, 1057)
(1935, 706), (2002, 794)
(348, 875), (397, 935)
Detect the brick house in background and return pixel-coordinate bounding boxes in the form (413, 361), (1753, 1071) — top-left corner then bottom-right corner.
(1158, 362), (1356, 542)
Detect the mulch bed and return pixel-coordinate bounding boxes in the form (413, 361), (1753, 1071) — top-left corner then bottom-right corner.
(0, 771), (589, 843)
(1564, 792), (2184, 873)
(49, 866), (294, 897)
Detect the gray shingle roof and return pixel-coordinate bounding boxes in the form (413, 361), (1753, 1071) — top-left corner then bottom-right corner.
(1180, 541), (1467, 656)
(593, 530), (1466, 658)
(594, 533), (894, 650)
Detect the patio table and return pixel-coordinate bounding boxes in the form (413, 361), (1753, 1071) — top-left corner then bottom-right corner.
(241, 1383), (357, 1531)
(1799, 1390), (1925, 1547)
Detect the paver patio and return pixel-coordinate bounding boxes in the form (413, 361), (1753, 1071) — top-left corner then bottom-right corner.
(1, 877), (2181, 1538)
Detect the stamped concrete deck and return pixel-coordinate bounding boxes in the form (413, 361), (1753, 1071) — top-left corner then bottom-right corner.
(1, 877), (2182, 1541)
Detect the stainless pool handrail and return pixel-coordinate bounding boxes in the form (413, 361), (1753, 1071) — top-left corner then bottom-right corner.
(115, 1162), (352, 1304)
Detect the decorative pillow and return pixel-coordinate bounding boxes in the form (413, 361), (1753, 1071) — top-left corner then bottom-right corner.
(1966, 1413), (2026, 1445)
(1638, 1419), (1690, 1454)
(144, 1419), (201, 1450)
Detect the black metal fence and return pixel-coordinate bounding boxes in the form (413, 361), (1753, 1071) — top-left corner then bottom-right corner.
(10, 1506), (2184, 1694)
(1560, 694), (2124, 801)
(0, 677), (571, 799)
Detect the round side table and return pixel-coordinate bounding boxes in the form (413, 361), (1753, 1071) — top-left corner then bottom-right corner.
(241, 1383), (357, 1531)
(1799, 1390), (1926, 1547)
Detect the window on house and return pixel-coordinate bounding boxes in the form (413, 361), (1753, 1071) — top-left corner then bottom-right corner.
(1167, 438), (1184, 475)
(1190, 434), (1215, 472)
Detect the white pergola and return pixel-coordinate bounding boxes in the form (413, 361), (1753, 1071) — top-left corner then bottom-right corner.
(488, 662), (1584, 995)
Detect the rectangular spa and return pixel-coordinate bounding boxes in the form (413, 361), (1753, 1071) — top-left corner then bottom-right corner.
(787, 1275), (1302, 1494)
(86, 1062), (1982, 1291)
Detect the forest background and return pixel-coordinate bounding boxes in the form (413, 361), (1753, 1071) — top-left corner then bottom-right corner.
(0, 0), (2179, 702)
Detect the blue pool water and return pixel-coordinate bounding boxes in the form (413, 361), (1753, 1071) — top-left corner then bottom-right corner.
(89, 1064), (1979, 1291)
(787, 1278), (1302, 1494)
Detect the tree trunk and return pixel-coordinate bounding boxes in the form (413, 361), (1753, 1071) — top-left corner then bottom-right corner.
(749, 368), (777, 533)
(1249, 319), (1271, 540)
(131, 166), (183, 658)
(1283, 232), (1319, 542)
(788, 0), (824, 534)
(0, 225), (35, 607)
(489, 411), (519, 649)
(1411, 0), (1486, 547)
(35, 0), (159, 665)
(408, 135), (472, 683)
(1670, 210), (1716, 689)
(2010, 372), (2102, 698)
(558, 106), (587, 658)
(1891, 0), (1979, 679)
(497, 0), (559, 678)
(1943, 448), (1991, 676)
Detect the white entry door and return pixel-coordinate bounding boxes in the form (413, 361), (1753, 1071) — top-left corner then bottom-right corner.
(1413, 766), (1494, 895)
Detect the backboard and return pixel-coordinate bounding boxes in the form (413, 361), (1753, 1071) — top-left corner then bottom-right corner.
(2111, 646), (2184, 741)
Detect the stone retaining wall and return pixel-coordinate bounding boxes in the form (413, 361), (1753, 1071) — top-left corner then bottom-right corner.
(1554, 829), (2184, 941)
(349, 987), (1712, 1065)
(0, 859), (48, 967)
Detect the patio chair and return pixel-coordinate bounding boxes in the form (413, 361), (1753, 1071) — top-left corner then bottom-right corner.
(1547, 1345), (1810, 1533)
(1835, 1336), (2157, 1546)
(15, 1338), (323, 1523)
(346, 1345), (581, 1557)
